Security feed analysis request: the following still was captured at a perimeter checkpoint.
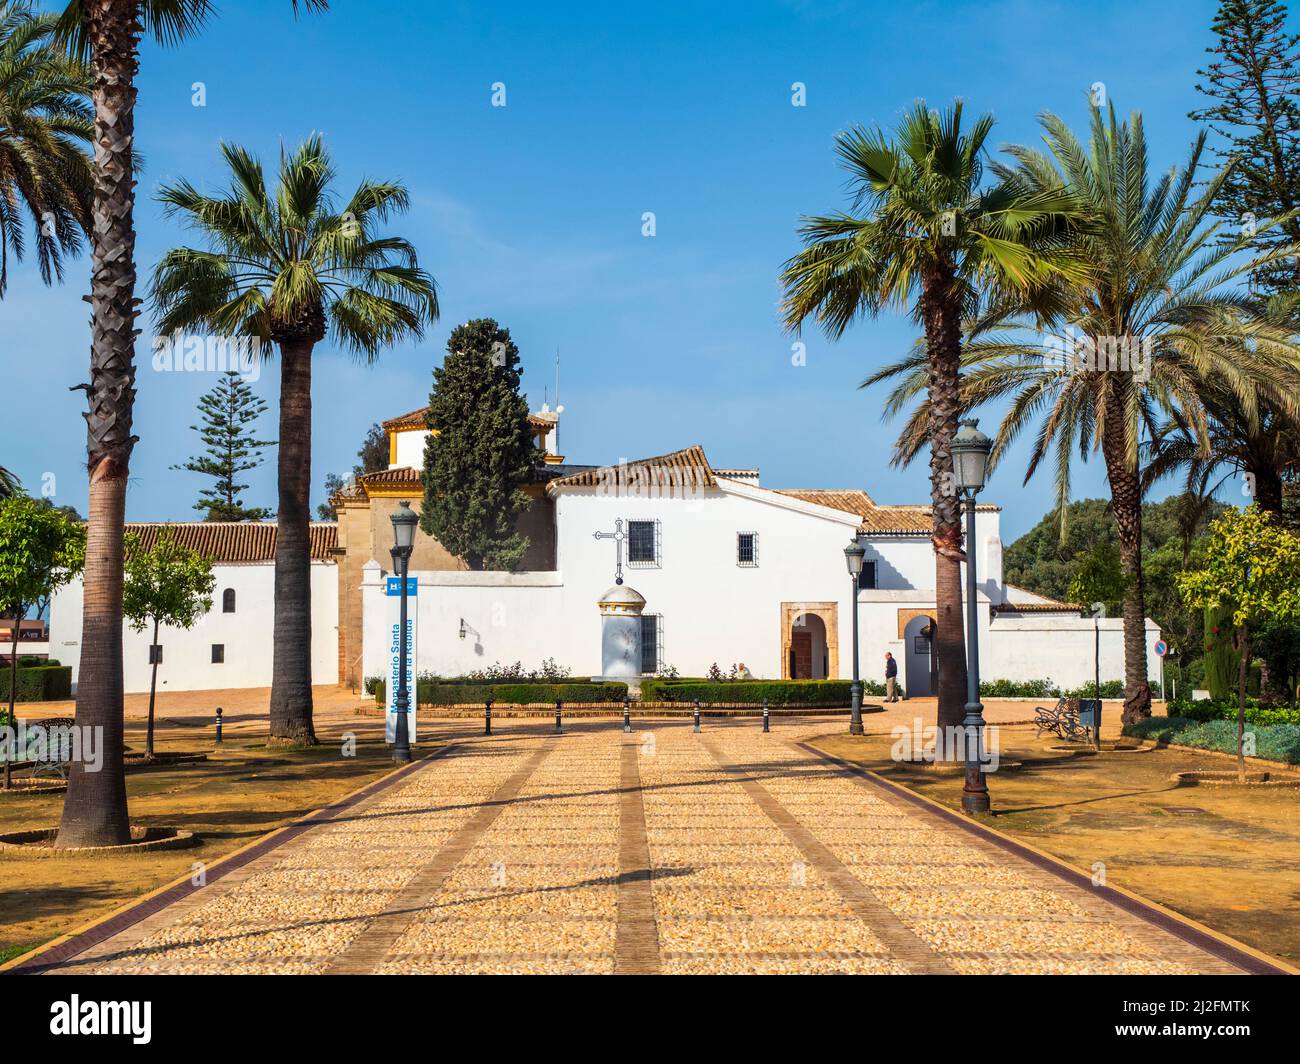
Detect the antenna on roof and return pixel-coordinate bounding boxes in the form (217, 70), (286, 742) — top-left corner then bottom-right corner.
(555, 348), (560, 408)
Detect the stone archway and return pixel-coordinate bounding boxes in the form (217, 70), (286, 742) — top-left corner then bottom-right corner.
(902, 614), (938, 697)
(780, 602), (838, 680)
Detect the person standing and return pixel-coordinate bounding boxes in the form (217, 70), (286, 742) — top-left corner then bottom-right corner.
(884, 652), (899, 702)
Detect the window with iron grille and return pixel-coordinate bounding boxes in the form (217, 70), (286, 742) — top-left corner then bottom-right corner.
(148, 644), (163, 665)
(211, 644), (225, 664)
(639, 614), (661, 674)
(222, 588), (236, 613)
(627, 519), (658, 565)
(737, 532), (758, 566)
(857, 560), (877, 590)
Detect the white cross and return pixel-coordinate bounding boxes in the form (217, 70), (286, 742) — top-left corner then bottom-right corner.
(593, 519), (626, 585)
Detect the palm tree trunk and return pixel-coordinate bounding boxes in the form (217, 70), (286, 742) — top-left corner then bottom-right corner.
(1100, 380), (1152, 725)
(1250, 463), (1283, 516)
(56, 0), (140, 848)
(145, 617), (158, 758)
(920, 264), (969, 745)
(268, 338), (317, 745)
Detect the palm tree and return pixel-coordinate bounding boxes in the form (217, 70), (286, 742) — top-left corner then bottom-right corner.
(780, 100), (1083, 735)
(151, 136), (439, 744)
(1144, 381), (1300, 517)
(0, 466), (16, 497)
(0, 0), (92, 296)
(54, 0), (326, 848)
(865, 103), (1300, 724)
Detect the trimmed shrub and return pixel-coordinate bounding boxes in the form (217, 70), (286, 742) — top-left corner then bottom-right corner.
(1124, 715), (1300, 764)
(5, 665), (72, 702)
(644, 680), (853, 706)
(977, 678), (1156, 699)
(373, 679), (627, 705)
(1166, 698), (1300, 727)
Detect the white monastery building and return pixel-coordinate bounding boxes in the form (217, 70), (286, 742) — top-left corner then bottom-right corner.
(50, 404), (1160, 696)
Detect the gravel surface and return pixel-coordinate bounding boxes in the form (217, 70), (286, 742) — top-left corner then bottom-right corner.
(56, 720), (1241, 975)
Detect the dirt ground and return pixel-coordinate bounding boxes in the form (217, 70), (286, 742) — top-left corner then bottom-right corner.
(0, 689), (403, 963)
(812, 723), (1300, 967)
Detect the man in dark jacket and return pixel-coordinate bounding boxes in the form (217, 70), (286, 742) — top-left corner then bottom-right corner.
(884, 652), (899, 702)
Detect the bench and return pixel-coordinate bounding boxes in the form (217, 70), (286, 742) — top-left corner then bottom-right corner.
(27, 717), (76, 779)
(1033, 698), (1089, 742)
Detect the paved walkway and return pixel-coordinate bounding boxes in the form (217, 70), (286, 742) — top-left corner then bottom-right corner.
(39, 720), (1252, 975)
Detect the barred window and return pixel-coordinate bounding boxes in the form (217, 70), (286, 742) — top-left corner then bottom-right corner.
(223, 588), (236, 613)
(857, 560), (877, 590)
(211, 644), (225, 664)
(148, 644), (163, 665)
(627, 520), (657, 564)
(737, 532), (758, 566)
(639, 614), (661, 674)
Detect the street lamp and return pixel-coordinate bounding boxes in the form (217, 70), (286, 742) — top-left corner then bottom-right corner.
(952, 418), (993, 814)
(390, 500), (419, 764)
(844, 539), (866, 735)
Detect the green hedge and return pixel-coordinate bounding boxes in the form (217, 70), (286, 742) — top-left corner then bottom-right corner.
(1166, 698), (1300, 727)
(640, 679), (853, 706)
(4, 665), (72, 702)
(977, 678), (1158, 699)
(373, 679), (628, 705)
(1124, 716), (1300, 764)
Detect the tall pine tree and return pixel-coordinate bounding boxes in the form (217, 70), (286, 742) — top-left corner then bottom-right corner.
(421, 319), (537, 570)
(1191, 0), (1300, 294)
(174, 371), (276, 521)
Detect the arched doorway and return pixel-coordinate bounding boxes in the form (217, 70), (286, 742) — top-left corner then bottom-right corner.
(789, 612), (829, 679)
(903, 615), (937, 696)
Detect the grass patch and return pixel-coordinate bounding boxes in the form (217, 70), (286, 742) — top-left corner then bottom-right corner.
(1125, 716), (1300, 763)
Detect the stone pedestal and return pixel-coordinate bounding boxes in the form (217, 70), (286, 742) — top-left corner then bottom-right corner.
(595, 584), (645, 694)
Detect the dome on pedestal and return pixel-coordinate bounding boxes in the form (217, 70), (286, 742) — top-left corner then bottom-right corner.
(598, 584), (646, 615)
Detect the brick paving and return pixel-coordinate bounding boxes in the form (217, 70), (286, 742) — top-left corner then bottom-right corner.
(43, 719), (1251, 975)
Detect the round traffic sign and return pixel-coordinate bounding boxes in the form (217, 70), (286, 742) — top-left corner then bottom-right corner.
(1154, 639), (1169, 657)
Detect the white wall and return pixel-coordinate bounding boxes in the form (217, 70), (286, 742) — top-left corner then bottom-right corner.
(363, 481), (863, 681)
(50, 561), (339, 694)
(392, 428), (425, 470)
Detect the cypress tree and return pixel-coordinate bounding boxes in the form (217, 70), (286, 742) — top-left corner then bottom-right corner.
(173, 371), (276, 521)
(1191, 0), (1300, 295)
(420, 319), (537, 570)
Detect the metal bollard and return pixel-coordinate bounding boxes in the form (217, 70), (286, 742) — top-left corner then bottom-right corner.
(215, 706), (223, 744)
(555, 700), (563, 734)
(762, 698), (770, 733)
(693, 700), (701, 734)
(623, 697), (631, 734)
(485, 697), (493, 736)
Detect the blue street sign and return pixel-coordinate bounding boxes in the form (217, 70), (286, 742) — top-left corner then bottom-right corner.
(386, 577), (418, 596)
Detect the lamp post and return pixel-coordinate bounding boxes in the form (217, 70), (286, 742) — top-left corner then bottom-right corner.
(844, 539), (866, 735)
(952, 419), (994, 814)
(390, 500), (419, 764)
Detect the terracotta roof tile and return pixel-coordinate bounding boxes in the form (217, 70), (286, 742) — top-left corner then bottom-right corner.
(546, 445), (715, 492)
(121, 522), (337, 563)
(382, 406), (554, 432)
(992, 601), (1081, 614)
(776, 489), (997, 534)
(354, 466), (422, 490)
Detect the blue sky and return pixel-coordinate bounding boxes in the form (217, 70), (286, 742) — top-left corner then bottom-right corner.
(2, 0), (1236, 540)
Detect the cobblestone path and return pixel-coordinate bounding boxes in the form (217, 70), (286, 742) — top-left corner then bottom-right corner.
(46, 721), (1250, 975)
